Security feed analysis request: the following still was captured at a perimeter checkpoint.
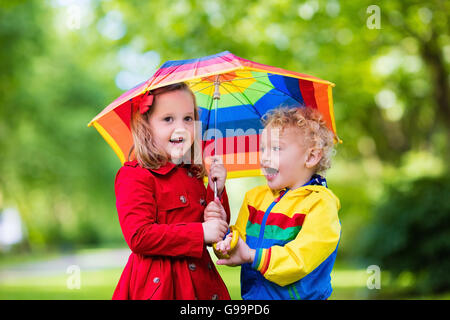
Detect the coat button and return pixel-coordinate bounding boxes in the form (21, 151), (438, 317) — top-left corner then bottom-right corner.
(208, 263), (212, 270)
(189, 263), (196, 271)
(153, 277), (160, 284)
(180, 195), (187, 204)
(211, 294), (219, 300)
(200, 198), (206, 206)
(187, 171), (193, 177)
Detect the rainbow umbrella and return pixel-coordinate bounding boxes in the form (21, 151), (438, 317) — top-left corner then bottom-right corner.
(88, 51), (339, 181)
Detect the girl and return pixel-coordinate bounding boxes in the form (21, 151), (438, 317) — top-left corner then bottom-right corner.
(112, 82), (231, 300)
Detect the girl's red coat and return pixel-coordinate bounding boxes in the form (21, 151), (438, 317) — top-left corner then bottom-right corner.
(112, 160), (231, 300)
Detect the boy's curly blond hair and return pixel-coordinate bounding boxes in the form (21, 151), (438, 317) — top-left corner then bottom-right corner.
(262, 105), (336, 174)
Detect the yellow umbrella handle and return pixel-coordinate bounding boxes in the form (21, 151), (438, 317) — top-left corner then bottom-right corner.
(213, 226), (240, 259)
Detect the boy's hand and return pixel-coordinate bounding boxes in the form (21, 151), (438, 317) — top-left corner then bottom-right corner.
(216, 238), (256, 266)
(204, 197), (227, 222)
(215, 233), (233, 253)
(208, 156), (226, 197)
(202, 219), (228, 244)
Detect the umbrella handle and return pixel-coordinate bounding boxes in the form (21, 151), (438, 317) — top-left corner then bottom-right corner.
(214, 180), (217, 198)
(213, 226), (240, 260)
(211, 156), (219, 198)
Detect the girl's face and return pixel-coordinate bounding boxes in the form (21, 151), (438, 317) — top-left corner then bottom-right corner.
(148, 89), (196, 162)
(260, 125), (315, 191)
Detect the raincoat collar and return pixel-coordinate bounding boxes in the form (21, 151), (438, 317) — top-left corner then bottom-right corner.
(148, 161), (177, 175)
(148, 161), (193, 175)
(269, 174), (328, 197)
(304, 174), (328, 188)
(124, 160), (179, 175)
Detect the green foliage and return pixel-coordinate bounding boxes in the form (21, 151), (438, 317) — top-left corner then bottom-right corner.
(0, 0), (123, 250)
(357, 174), (450, 294)
(0, 1), (449, 294)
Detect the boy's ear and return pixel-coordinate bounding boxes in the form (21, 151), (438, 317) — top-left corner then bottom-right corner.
(305, 148), (322, 169)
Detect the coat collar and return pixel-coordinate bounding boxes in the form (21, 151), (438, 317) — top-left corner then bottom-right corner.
(149, 161), (177, 175)
(124, 160), (179, 175)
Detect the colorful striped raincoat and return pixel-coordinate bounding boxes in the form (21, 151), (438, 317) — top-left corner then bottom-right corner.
(233, 183), (341, 300)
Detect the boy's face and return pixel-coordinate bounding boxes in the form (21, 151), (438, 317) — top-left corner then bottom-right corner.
(260, 125), (318, 191)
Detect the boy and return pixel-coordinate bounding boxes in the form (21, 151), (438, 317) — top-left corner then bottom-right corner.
(206, 106), (341, 300)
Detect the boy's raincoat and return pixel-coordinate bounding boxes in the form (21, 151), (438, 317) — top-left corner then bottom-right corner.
(234, 184), (341, 300)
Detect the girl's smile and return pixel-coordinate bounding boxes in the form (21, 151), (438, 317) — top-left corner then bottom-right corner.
(169, 136), (185, 144)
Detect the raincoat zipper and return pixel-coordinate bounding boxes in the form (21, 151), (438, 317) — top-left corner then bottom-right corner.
(255, 188), (289, 248)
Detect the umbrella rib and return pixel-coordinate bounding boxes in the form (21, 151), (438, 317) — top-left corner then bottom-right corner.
(192, 79), (292, 98)
(188, 78), (209, 87)
(220, 71), (293, 98)
(222, 83), (287, 97)
(188, 75), (268, 88)
(224, 80), (304, 104)
(227, 72), (289, 96)
(219, 83), (263, 118)
(222, 82), (263, 119)
(191, 83), (215, 94)
(204, 84), (215, 139)
(219, 84), (248, 106)
(216, 75), (270, 82)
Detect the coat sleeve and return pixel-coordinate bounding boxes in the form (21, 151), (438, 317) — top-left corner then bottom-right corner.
(205, 183), (231, 225)
(251, 196), (341, 287)
(115, 166), (204, 258)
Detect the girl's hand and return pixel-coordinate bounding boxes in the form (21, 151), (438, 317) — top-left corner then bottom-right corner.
(208, 156), (226, 197)
(204, 197), (227, 222)
(216, 237), (256, 266)
(202, 219), (228, 244)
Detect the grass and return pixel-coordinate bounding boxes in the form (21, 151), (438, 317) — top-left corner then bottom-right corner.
(0, 266), (241, 300)
(1, 249), (449, 300)
(0, 268), (120, 300)
(0, 264), (386, 300)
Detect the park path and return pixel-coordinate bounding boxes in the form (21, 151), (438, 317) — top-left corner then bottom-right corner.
(0, 248), (131, 280)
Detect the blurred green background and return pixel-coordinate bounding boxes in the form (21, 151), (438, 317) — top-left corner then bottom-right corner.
(0, 0), (449, 300)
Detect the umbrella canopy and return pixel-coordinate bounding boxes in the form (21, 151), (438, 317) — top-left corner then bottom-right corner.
(88, 51), (339, 179)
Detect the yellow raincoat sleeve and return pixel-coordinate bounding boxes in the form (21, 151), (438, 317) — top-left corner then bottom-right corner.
(253, 195), (341, 287)
(233, 192), (250, 242)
